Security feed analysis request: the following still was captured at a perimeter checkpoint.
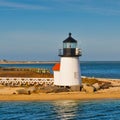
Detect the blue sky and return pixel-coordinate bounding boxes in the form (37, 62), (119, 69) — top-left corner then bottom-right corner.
(0, 0), (120, 61)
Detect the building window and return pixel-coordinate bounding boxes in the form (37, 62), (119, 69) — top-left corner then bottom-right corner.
(74, 72), (79, 79)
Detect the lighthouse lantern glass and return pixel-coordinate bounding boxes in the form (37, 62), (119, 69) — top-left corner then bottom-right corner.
(63, 42), (77, 48)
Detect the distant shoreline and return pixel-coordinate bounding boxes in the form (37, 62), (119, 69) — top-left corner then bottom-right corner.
(0, 61), (59, 64)
(0, 61), (120, 64)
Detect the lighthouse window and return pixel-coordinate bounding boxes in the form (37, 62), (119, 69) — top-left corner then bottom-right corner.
(74, 72), (79, 79)
(63, 43), (77, 48)
(72, 43), (77, 48)
(63, 43), (67, 48)
(67, 43), (71, 48)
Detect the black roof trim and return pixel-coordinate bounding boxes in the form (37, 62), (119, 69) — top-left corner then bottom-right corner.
(63, 33), (77, 43)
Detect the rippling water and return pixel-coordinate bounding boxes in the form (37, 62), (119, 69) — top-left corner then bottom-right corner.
(81, 61), (120, 79)
(0, 62), (120, 119)
(0, 100), (120, 120)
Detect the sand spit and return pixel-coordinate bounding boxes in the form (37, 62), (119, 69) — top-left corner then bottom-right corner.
(0, 92), (120, 101)
(0, 78), (120, 101)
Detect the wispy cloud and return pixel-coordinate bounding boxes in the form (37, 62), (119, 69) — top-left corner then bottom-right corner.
(0, 0), (49, 10)
(0, 0), (120, 15)
(52, 0), (120, 15)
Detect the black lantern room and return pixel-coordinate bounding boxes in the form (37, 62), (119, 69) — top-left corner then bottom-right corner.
(59, 33), (82, 57)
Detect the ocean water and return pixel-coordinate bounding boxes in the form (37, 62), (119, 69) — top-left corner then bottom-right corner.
(81, 61), (120, 79)
(0, 61), (120, 79)
(0, 61), (120, 120)
(0, 100), (120, 120)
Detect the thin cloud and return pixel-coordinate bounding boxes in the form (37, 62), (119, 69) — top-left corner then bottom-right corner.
(0, 1), (49, 10)
(74, 4), (120, 15)
(53, 0), (120, 15)
(0, 0), (120, 15)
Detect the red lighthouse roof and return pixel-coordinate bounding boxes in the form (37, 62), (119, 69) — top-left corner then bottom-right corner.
(52, 63), (60, 71)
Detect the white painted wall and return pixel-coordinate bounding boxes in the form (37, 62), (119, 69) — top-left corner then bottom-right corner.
(60, 57), (81, 86)
(53, 71), (60, 85)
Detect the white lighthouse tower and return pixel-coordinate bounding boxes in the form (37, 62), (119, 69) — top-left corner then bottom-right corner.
(53, 33), (82, 90)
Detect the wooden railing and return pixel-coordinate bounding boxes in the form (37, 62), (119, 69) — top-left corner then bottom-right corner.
(0, 77), (54, 86)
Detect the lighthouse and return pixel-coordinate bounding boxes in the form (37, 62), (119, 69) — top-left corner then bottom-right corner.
(53, 33), (82, 90)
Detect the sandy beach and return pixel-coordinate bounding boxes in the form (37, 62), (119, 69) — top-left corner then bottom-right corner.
(0, 78), (120, 101)
(1, 91), (120, 101)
